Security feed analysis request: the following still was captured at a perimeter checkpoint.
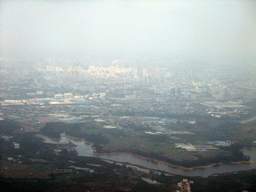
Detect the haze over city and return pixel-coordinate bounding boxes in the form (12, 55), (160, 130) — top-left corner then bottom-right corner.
(1, 1), (256, 64)
(1, 1), (256, 192)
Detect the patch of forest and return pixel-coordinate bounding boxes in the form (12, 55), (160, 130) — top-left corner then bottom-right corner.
(0, 120), (22, 136)
(40, 122), (109, 145)
(126, 145), (250, 168)
(190, 170), (256, 192)
(195, 117), (242, 141)
(39, 121), (251, 168)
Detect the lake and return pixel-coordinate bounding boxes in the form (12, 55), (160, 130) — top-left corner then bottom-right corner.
(99, 150), (256, 177)
(38, 134), (256, 177)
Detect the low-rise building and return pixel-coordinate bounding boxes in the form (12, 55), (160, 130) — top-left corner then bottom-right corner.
(64, 93), (73, 99)
(54, 93), (64, 99)
(177, 179), (193, 192)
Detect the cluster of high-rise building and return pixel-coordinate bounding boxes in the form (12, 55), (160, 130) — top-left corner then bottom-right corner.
(1, 56), (256, 103)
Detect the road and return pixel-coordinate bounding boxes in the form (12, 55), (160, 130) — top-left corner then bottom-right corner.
(240, 115), (256, 124)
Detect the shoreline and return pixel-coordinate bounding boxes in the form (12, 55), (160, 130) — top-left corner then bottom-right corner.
(38, 133), (255, 171)
(231, 160), (255, 165)
(241, 147), (256, 151)
(93, 151), (255, 171)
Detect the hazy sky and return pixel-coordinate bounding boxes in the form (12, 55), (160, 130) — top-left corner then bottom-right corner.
(1, 0), (256, 61)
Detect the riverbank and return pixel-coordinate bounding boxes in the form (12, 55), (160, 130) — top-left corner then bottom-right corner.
(231, 161), (255, 165)
(38, 132), (255, 171)
(93, 151), (254, 171)
(241, 147), (256, 151)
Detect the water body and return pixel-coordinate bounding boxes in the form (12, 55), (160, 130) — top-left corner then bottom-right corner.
(71, 140), (95, 157)
(36, 134), (94, 157)
(38, 134), (256, 177)
(74, 137), (256, 177)
(99, 151), (256, 177)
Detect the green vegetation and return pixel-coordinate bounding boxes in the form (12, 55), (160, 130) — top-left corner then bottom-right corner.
(131, 180), (156, 192)
(37, 113), (256, 167)
(191, 171), (256, 192)
(233, 122), (256, 142)
(0, 120), (22, 136)
(40, 122), (109, 145)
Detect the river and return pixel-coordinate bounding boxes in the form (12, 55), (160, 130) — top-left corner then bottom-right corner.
(38, 134), (256, 177)
(99, 150), (256, 177)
